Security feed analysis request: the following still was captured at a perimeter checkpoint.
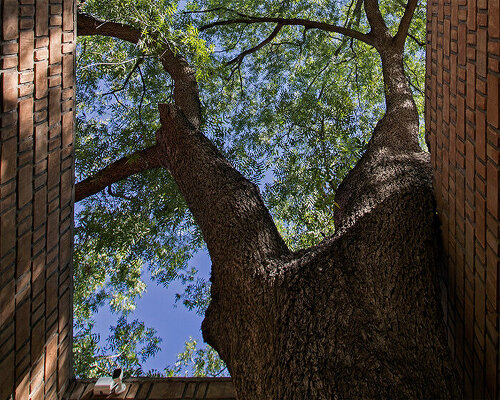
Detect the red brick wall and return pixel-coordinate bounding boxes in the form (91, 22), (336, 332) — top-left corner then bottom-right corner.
(0, 0), (75, 398)
(426, 0), (499, 398)
(67, 378), (235, 400)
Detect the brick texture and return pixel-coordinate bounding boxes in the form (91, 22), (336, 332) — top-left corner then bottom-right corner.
(426, 0), (500, 398)
(0, 0), (75, 398)
(65, 378), (236, 400)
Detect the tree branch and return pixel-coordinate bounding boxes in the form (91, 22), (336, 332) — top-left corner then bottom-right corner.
(156, 103), (289, 269)
(345, 0), (364, 30)
(80, 57), (143, 69)
(226, 23), (283, 65)
(183, 7), (249, 17)
(77, 12), (202, 128)
(75, 144), (163, 202)
(201, 16), (374, 47)
(408, 32), (424, 47)
(102, 57), (143, 96)
(77, 13), (141, 43)
(107, 185), (133, 201)
(363, 0), (389, 39)
(394, 0), (419, 49)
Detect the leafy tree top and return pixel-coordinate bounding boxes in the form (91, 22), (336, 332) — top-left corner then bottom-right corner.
(74, 0), (425, 377)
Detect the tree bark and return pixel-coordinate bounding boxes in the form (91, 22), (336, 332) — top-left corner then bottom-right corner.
(77, 7), (462, 398)
(154, 29), (461, 400)
(76, 12), (202, 198)
(156, 53), (461, 396)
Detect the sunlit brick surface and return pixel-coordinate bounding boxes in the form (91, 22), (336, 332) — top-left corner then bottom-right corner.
(426, 0), (500, 398)
(0, 0), (76, 398)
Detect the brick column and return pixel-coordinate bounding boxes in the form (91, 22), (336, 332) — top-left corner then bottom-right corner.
(426, 0), (499, 398)
(0, 0), (76, 398)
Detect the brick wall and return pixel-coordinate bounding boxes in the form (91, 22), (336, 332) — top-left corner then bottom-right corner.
(66, 378), (235, 400)
(0, 0), (75, 398)
(426, 0), (499, 398)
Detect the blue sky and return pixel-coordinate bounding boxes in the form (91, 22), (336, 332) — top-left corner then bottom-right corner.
(90, 171), (273, 374)
(92, 248), (211, 373)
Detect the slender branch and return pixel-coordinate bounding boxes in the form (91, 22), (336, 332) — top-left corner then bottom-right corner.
(137, 64), (147, 133)
(213, 366), (228, 377)
(214, 28), (247, 53)
(78, 37), (88, 64)
(344, 0), (357, 27)
(349, 39), (363, 106)
(94, 353), (122, 359)
(201, 17), (374, 47)
(102, 57), (143, 96)
(271, 27), (309, 52)
(80, 58), (142, 69)
(183, 7), (248, 17)
(407, 32), (424, 47)
(305, 56), (334, 94)
(407, 77), (423, 95)
(107, 185), (133, 201)
(344, 0), (364, 30)
(75, 144), (163, 202)
(350, 0), (364, 29)
(77, 12), (202, 128)
(112, 91), (130, 110)
(394, 0), (419, 49)
(238, 67), (244, 95)
(226, 23), (283, 65)
(404, 59), (424, 95)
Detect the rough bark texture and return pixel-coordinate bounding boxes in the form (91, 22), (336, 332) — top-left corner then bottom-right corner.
(155, 53), (461, 399)
(75, 13), (201, 200)
(77, 5), (463, 398)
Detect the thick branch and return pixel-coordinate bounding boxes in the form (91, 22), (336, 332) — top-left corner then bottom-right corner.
(158, 51), (201, 129)
(363, 0), (389, 41)
(226, 23), (283, 65)
(156, 104), (289, 269)
(393, 0), (419, 49)
(77, 13), (141, 43)
(201, 17), (374, 47)
(75, 144), (162, 202)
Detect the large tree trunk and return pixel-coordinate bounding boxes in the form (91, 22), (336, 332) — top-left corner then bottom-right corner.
(155, 44), (461, 398)
(77, 7), (462, 398)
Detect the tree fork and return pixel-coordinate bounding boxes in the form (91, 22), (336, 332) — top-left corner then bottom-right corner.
(168, 10), (460, 398)
(156, 103), (289, 267)
(156, 104), (291, 395)
(76, 4), (463, 397)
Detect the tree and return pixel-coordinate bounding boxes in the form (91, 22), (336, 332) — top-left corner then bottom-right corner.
(75, 0), (462, 397)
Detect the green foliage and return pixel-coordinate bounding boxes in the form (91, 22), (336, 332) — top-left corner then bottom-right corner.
(165, 338), (227, 377)
(175, 274), (211, 315)
(74, 0), (426, 376)
(75, 0), (212, 375)
(73, 318), (162, 378)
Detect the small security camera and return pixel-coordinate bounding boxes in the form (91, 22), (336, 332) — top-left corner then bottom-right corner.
(112, 368), (126, 395)
(93, 368), (126, 397)
(112, 368), (123, 382)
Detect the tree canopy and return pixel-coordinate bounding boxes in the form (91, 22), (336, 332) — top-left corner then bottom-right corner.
(74, 0), (427, 378)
